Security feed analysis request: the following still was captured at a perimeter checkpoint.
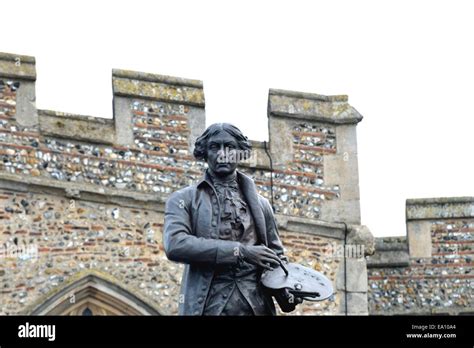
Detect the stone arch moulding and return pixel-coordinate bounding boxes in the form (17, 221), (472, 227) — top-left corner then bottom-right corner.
(27, 272), (162, 315)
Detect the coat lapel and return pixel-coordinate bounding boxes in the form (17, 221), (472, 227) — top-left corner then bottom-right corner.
(237, 171), (268, 245)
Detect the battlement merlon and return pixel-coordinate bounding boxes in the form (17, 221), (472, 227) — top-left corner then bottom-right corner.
(0, 52), (37, 127)
(267, 89), (364, 225)
(111, 69), (206, 148)
(405, 196), (474, 259)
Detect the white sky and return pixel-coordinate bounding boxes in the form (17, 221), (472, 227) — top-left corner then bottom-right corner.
(2, 0), (473, 237)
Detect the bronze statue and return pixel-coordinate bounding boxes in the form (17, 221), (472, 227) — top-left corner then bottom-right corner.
(163, 123), (302, 315)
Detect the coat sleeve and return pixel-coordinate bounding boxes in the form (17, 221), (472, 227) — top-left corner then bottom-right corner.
(261, 197), (299, 313)
(261, 197), (286, 259)
(163, 189), (242, 265)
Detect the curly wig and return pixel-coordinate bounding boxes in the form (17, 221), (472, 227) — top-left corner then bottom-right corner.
(193, 123), (252, 161)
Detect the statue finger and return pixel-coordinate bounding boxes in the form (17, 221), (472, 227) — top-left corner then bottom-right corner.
(261, 257), (279, 266)
(262, 246), (277, 255)
(259, 262), (274, 271)
(262, 252), (282, 263)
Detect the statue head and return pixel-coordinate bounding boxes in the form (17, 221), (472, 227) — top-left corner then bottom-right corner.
(193, 123), (252, 177)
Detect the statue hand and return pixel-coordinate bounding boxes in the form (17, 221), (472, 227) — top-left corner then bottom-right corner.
(240, 245), (280, 271)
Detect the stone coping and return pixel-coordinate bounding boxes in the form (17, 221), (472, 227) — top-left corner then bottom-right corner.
(249, 140), (267, 149)
(112, 69), (205, 107)
(269, 88), (348, 102)
(39, 109), (114, 125)
(406, 196), (474, 220)
(38, 110), (116, 145)
(366, 251), (410, 268)
(0, 52), (36, 64)
(367, 237), (409, 268)
(374, 237), (408, 251)
(268, 89), (363, 125)
(0, 51), (36, 81)
(407, 196), (474, 205)
(112, 69), (203, 88)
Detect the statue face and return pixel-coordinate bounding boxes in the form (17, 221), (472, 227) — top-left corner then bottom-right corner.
(206, 131), (239, 177)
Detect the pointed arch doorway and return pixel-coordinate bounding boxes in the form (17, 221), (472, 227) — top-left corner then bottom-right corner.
(30, 273), (162, 315)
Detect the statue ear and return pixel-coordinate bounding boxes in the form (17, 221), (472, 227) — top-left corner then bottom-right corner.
(193, 145), (207, 161)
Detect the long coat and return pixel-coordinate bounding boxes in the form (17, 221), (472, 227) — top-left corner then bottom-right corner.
(163, 170), (289, 315)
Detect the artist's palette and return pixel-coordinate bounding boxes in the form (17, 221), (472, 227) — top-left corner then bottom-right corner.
(261, 263), (334, 301)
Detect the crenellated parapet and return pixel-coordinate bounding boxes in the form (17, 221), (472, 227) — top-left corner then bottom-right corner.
(0, 51), (372, 316)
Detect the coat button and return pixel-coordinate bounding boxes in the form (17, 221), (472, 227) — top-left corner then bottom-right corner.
(211, 221), (217, 227)
(194, 310), (199, 315)
(223, 294), (228, 299)
(198, 296), (204, 304)
(211, 233), (217, 238)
